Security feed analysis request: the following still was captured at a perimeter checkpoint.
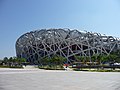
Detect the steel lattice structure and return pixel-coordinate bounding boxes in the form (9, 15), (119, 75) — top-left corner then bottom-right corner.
(16, 29), (120, 64)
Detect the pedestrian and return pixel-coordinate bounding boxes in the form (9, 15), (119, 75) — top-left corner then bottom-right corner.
(63, 64), (68, 71)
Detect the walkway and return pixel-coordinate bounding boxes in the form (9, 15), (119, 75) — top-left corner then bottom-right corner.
(23, 65), (39, 69)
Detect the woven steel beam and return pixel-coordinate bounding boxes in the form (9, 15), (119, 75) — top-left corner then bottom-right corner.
(16, 29), (120, 64)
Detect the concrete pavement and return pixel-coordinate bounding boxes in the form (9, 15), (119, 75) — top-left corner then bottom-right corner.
(0, 68), (120, 90)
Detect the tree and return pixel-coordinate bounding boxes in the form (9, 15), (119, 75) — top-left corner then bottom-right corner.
(85, 56), (90, 62)
(91, 54), (100, 65)
(100, 55), (109, 64)
(15, 57), (26, 66)
(51, 55), (67, 66)
(40, 55), (67, 69)
(8, 57), (13, 66)
(40, 56), (50, 65)
(75, 55), (85, 62)
(3, 57), (8, 64)
(20, 58), (26, 63)
(108, 54), (117, 62)
(97, 54), (103, 65)
(91, 55), (96, 62)
(110, 50), (120, 63)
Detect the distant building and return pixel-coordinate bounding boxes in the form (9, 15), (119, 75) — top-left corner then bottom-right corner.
(16, 29), (120, 64)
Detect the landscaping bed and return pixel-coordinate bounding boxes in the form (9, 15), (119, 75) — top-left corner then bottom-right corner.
(0, 65), (23, 68)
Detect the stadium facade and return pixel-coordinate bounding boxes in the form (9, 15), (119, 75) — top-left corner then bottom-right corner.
(16, 29), (120, 64)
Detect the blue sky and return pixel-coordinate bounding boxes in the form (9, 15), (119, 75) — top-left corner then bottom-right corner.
(0, 0), (120, 59)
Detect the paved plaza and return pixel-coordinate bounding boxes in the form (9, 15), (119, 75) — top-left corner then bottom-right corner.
(0, 68), (120, 90)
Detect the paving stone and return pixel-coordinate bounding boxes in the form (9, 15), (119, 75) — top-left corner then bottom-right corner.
(0, 69), (120, 90)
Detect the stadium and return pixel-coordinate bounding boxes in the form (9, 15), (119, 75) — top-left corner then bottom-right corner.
(16, 29), (120, 64)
